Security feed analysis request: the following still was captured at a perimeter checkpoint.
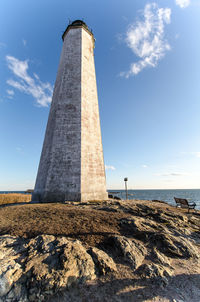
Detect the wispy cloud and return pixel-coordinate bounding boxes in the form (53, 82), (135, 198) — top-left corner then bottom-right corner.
(175, 0), (190, 8)
(191, 152), (200, 158)
(6, 89), (14, 99)
(0, 42), (6, 49)
(155, 172), (189, 177)
(105, 165), (116, 171)
(142, 164), (148, 168)
(16, 147), (22, 151)
(6, 55), (53, 107)
(7, 89), (14, 96)
(181, 151), (200, 158)
(16, 147), (24, 155)
(22, 39), (27, 46)
(120, 3), (171, 77)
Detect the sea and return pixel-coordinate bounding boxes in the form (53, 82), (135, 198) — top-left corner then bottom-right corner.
(1, 189), (200, 210)
(108, 189), (200, 210)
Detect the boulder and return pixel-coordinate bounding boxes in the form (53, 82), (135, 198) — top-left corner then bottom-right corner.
(88, 247), (117, 275)
(110, 235), (146, 269)
(151, 233), (199, 259)
(136, 263), (172, 280)
(0, 236), (25, 298)
(0, 234), (96, 302)
(151, 248), (171, 267)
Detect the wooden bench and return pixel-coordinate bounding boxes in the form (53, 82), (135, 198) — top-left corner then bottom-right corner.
(174, 197), (196, 212)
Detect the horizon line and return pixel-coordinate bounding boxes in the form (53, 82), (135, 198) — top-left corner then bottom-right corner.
(1, 188), (200, 192)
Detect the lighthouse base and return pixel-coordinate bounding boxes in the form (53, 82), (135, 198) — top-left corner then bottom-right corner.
(31, 191), (108, 203)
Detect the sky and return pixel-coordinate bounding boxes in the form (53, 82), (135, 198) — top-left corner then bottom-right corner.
(0, 0), (200, 190)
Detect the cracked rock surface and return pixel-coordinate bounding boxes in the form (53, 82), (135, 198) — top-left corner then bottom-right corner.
(0, 235), (97, 301)
(0, 199), (200, 301)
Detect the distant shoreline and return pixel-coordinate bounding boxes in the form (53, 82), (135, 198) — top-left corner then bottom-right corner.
(1, 188), (200, 194)
(0, 189), (200, 210)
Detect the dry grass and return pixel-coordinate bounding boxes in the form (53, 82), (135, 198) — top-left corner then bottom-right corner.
(0, 203), (127, 247)
(0, 193), (31, 205)
(1, 199), (198, 248)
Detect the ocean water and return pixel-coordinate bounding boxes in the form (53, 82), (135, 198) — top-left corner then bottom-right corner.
(108, 189), (200, 210)
(1, 189), (200, 210)
(0, 191), (26, 194)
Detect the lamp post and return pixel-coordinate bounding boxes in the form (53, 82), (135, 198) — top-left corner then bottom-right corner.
(124, 177), (128, 200)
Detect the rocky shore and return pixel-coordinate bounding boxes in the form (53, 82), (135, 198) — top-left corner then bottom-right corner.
(0, 199), (200, 301)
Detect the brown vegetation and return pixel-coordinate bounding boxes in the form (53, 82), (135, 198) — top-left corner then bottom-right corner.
(0, 199), (199, 249)
(0, 193), (31, 205)
(0, 203), (127, 247)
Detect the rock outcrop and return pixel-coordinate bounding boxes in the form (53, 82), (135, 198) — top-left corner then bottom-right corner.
(109, 235), (146, 269)
(0, 199), (200, 301)
(88, 247), (117, 275)
(0, 235), (114, 302)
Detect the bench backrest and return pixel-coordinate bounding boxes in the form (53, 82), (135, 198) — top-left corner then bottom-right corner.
(174, 197), (188, 206)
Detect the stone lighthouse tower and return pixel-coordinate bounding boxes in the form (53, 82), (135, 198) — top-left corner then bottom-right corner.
(32, 20), (108, 202)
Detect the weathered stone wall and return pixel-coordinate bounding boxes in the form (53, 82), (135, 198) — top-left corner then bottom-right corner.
(32, 24), (107, 202)
(81, 29), (107, 200)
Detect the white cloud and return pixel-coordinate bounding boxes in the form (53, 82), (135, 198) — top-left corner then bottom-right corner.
(7, 89), (14, 96)
(142, 164), (148, 168)
(155, 172), (189, 177)
(16, 147), (24, 155)
(33, 73), (40, 80)
(175, 33), (180, 40)
(6, 55), (53, 107)
(181, 151), (200, 158)
(105, 165), (116, 171)
(6, 89), (15, 99)
(191, 152), (200, 158)
(175, 0), (190, 8)
(121, 3), (171, 77)
(22, 39), (27, 46)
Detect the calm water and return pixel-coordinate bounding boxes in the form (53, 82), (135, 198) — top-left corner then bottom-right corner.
(1, 190), (200, 210)
(0, 191), (26, 194)
(108, 189), (200, 210)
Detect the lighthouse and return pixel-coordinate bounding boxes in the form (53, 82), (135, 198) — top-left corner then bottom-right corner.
(32, 20), (108, 202)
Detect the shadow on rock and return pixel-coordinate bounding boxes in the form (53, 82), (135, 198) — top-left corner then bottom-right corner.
(50, 273), (200, 302)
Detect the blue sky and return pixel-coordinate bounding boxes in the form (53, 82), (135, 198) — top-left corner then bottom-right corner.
(1, 0), (200, 190)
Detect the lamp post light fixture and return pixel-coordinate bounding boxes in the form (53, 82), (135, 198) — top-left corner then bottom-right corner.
(124, 177), (128, 200)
